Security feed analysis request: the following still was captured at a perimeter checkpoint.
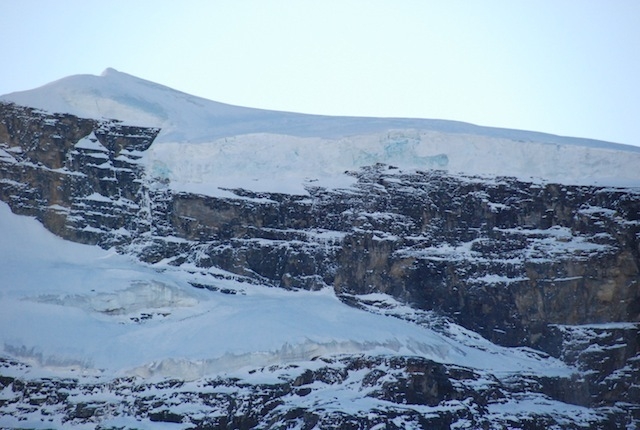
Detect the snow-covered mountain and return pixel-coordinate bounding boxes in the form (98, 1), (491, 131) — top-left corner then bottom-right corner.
(0, 70), (639, 428)
(3, 68), (640, 195)
(6, 68), (637, 147)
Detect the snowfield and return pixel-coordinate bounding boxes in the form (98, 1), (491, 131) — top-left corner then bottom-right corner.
(0, 201), (571, 381)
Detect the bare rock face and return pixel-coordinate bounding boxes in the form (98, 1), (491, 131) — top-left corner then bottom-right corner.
(1, 102), (639, 427)
(544, 323), (640, 407)
(0, 102), (158, 246)
(140, 165), (639, 349)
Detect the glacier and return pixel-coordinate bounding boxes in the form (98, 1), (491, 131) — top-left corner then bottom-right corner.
(2, 68), (639, 196)
(1, 69), (638, 428)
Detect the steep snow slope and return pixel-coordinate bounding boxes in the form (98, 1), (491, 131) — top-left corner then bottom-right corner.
(2, 68), (639, 194)
(0, 201), (571, 381)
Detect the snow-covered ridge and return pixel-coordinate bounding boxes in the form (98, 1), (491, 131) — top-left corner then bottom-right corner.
(2, 68), (639, 193)
(2, 68), (637, 150)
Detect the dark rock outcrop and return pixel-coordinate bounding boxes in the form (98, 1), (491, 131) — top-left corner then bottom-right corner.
(2, 355), (632, 429)
(0, 102), (158, 247)
(1, 102), (639, 428)
(139, 165), (639, 350)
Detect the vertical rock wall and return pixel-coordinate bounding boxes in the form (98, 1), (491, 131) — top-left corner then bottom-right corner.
(0, 102), (158, 247)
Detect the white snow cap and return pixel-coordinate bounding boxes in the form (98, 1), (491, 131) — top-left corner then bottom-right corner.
(2, 68), (639, 194)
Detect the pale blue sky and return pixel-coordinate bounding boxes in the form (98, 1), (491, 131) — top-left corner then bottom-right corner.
(1, 1), (639, 146)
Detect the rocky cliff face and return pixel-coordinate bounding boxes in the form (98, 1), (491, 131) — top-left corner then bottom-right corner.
(0, 102), (158, 247)
(1, 102), (639, 428)
(156, 167), (639, 346)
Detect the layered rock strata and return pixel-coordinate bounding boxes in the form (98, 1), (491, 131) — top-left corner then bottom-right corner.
(1, 102), (639, 427)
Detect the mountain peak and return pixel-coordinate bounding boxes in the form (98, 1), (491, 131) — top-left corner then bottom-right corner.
(100, 67), (118, 77)
(1, 69), (640, 190)
(99, 67), (150, 84)
(1, 69), (638, 150)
